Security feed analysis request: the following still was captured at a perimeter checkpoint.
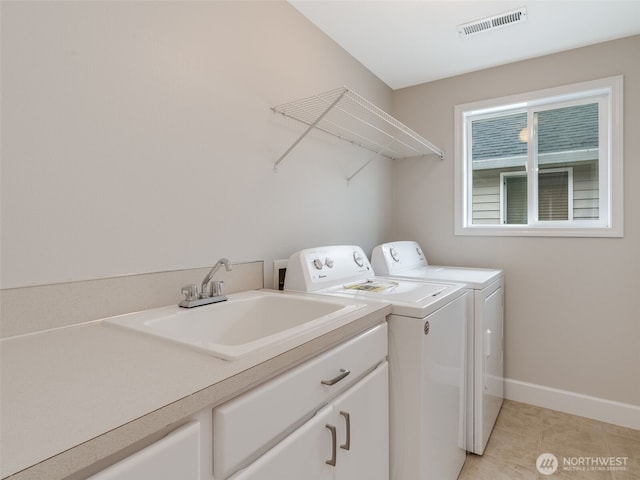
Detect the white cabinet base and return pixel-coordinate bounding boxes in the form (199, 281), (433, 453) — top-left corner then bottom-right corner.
(214, 323), (389, 480)
(228, 362), (388, 480)
(88, 421), (200, 480)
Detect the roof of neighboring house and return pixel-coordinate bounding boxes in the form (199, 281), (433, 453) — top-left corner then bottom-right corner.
(472, 103), (599, 169)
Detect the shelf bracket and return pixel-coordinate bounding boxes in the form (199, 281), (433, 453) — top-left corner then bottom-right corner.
(273, 90), (346, 172)
(346, 137), (398, 184)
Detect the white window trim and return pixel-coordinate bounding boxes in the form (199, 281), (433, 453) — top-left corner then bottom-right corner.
(454, 75), (623, 238)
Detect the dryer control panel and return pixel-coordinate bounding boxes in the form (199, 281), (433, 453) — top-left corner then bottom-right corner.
(371, 241), (427, 274)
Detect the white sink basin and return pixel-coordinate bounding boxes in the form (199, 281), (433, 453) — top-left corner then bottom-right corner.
(105, 290), (365, 360)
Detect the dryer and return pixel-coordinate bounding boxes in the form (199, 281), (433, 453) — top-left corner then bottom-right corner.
(371, 240), (503, 455)
(284, 245), (468, 480)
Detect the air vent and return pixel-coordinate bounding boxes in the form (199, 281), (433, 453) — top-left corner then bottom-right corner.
(457, 7), (527, 38)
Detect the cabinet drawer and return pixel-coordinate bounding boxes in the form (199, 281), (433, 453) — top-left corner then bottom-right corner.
(213, 322), (387, 479)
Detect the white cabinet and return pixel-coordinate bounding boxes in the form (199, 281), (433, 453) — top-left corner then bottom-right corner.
(88, 421), (200, 480)
(229, 403), (334, 480)
(214, 323), (388, 480)
(330, 362), (388, 480)
(229, 362), (388, 480)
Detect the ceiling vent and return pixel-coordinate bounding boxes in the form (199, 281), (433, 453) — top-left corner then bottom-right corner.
(457, 7), (528, 38)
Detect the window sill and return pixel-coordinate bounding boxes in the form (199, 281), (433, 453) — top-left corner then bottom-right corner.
(455, 225), (624, 238)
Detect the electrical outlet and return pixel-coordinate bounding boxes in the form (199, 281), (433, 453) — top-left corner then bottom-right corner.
(272, 259), (288, 290)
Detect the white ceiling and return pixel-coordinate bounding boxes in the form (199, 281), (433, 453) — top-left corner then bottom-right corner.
(290, 0), (640, 89)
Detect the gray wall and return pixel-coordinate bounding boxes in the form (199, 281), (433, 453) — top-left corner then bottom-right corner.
(392, 35), (640, 406)
(1, 1), (393, 290)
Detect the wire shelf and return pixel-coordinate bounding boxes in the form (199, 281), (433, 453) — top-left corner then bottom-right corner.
(271, 87), (444, 181)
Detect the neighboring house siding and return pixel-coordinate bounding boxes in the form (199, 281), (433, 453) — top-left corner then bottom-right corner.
(472, 169), (501, 224)
(472, 162), (598, 224)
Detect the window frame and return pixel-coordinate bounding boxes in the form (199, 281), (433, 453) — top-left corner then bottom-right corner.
(454, 76), (623, 237)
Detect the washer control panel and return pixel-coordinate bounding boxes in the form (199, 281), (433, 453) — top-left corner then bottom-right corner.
(284, 246), (372, 292)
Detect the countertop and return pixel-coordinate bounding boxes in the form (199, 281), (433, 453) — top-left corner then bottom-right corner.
(0, 291), (391, 480)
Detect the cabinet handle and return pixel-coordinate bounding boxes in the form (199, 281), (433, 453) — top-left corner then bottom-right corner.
(339, 411), (351, 451)
(321, 368), (350, 386)
(325, 424), (337, 466)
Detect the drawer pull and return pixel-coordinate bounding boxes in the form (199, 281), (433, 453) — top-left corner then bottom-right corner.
(321, 369), (350, 386)
(325, 424), (337, 466)
(339, 411), (351, 451)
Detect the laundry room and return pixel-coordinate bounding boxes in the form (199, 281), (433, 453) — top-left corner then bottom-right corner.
(1, 1), (639, 480)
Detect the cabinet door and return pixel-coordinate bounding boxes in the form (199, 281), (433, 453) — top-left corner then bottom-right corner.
(88, 421), (200, 480)
(228, 405), (334, 480)
(333, 362), (389, 480)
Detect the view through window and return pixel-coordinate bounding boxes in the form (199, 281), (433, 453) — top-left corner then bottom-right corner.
(455, 76), (623, 237)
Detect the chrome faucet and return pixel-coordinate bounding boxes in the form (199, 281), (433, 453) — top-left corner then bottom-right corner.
(179, 258), (233, 308)
(201, 258), (232, 297)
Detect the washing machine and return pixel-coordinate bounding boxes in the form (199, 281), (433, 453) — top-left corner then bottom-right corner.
(371, 240), (504, 455)
(284, 245), (468, 480)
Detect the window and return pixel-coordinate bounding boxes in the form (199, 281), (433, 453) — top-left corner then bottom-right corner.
(455, 76), (623, 237)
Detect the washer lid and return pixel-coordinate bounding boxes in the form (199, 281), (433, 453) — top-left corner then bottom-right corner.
(316, 277), (464, 318)
(341, 278), (444, 299)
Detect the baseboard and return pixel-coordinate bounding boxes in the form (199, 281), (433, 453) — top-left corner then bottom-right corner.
(504, 378), (640, 430)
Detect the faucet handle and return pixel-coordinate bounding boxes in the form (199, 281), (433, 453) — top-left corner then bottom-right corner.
(181, 284), (199, 301)
(211, 280), (225, 297)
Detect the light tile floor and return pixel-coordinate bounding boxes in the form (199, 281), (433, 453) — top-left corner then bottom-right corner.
(458, 400), (640, 480)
